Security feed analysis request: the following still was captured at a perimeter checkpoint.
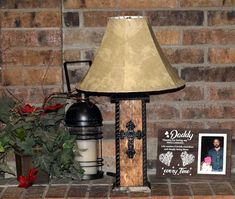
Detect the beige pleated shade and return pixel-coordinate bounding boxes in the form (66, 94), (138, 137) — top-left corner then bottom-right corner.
(78, 16), (185, 93)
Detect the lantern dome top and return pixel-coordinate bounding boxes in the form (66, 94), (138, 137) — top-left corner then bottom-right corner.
(65, 99), (102, 127)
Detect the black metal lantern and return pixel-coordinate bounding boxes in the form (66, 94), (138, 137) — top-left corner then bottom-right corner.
(65, 95), (104, 180)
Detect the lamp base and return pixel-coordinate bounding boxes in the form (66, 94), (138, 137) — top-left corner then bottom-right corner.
(111, 95), (150, 188)
(81, 171), (104, 180)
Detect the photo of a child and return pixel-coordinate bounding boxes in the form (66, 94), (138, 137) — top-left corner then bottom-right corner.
(201, 156), (212, 172)
(197, 134), (227, 175)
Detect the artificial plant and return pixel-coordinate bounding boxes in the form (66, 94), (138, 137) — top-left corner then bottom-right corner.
(0, 93), (84, 180)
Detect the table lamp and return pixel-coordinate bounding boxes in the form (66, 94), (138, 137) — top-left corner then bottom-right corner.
(77, 16), (185, 190)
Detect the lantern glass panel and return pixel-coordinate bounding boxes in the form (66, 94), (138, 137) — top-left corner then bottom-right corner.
(76, 140), (98, 175)
(67, 126), (103, 176)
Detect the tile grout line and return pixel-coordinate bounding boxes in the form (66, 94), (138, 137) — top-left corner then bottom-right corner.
(226, 181), (235, 196)
(64, 181), (72, 199)
(19, 188), (26, 199)
(167, 178), (173, 198)
(85, 180), (93, 199)
(107, 182), (112, 199)
(207, 182), (216, 199)
(0, 187), (7, 199)
(42, 184), (50, 199)
(188, 183), (194, 198)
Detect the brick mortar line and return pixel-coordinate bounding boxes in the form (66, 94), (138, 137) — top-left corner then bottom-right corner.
(61, 24), (234, 31)
(176, 63), (235, 67)
(61, 0), (66, 83)
(0, 8), (61, 12)
(1, 85), (63, 89)
(65, 24), (235, 29)
(62, 27), (106, 30)
(148, 101), (235, 106)
(60, 0), (65, 73)
(3, 82), (235, 89)
(103, 118), (235, 125)
(79, 11), (84, 28)
(204, 46), (208, 65)
(205, 82), (235, 87)
(62, 26), (235, 30)
(179, 29), (183, 46)
(6, 47), (61, 50)
(176, 0), (180, 8)
(63, 46), (97, 50)
(146, 118), (235, 123)
(204, 10), (208, 27)
(1, 65), (62, 69)
(204, 79), (210, 101)
(62, 7), (235, 11)
(162, 45), (235, 48)
(1, 28), (61, 31)
(62, 45), (235, 50)
(102, 101), (235, 107)
(60, 0), (65, 93)
(1, 29), (62, 32)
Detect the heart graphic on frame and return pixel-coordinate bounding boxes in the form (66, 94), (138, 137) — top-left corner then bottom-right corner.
(180, 151), (195, 166)
(159, 151), (173, 166)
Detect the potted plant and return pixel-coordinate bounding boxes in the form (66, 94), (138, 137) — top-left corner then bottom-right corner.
(0, 93), (84, 187)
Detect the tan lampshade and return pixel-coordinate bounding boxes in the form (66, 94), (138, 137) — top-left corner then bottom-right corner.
(78, 16), (185, 93)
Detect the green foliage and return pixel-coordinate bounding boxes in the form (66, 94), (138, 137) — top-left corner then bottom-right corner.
(0, 97), (15, 124)
(0, 95), (84, 179)
(0, 149), (15, 175)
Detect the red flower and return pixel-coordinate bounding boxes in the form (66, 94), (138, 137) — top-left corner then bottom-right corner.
(20, 104), (39, 114)
(18, 168), (37, 188)
(18, 176), (30, 188)
(43, 104), (64, 112)
(28, 168), (37, 182)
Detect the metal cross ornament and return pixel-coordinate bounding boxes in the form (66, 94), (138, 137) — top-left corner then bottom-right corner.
(118, 120), (143, 159)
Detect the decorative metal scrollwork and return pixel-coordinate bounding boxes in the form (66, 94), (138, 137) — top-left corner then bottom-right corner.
(117, 120), (143, 159)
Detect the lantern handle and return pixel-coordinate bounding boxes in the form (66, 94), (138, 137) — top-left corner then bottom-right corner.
(63, 60), (92, 93)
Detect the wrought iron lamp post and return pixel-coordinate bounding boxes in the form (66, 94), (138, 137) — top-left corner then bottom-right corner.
(77, 16), (185, 189)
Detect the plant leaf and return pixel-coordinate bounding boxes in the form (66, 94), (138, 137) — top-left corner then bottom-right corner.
(0, 162), (15, 175)
(17, 136), (35, 155)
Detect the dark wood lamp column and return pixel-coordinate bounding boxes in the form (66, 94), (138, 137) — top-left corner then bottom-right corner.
(77, 16), (185, 190)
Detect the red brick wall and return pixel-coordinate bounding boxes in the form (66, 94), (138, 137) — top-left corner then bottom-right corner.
(0, 0), (235, 172)
(0, 0), (63, 103)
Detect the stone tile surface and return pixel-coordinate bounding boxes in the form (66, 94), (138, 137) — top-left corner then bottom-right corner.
(1, 187), (25, 199)
(190, 183), (213, 195)
(67, 185), (88, 199)
(88, 185), (110, 199)
(171, 184), (191, 196)
(23, 186), (47, 199)
(45, 185), (67, 198)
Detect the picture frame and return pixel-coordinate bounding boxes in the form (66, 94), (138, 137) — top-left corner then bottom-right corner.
(156, 129), (232, 179)
(63, 60), (92, 92)
(197, 132), (228, 175)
